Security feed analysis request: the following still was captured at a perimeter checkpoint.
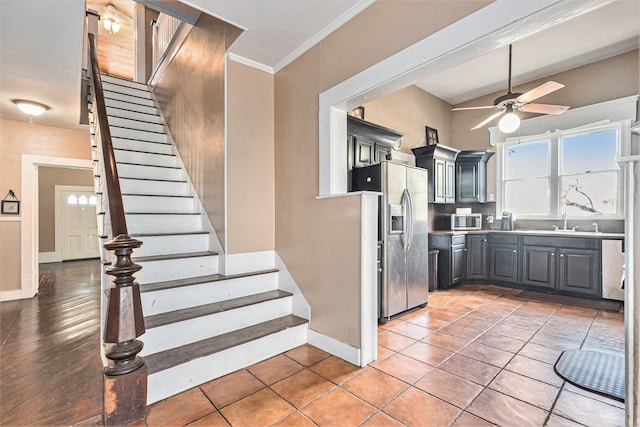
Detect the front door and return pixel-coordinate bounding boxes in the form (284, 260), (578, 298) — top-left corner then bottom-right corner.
(61, 189), (99, 260)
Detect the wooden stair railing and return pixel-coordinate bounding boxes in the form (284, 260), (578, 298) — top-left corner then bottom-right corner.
(87, 33), (147, 425)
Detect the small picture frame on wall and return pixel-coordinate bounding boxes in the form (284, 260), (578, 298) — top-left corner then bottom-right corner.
(347, 106), (365, 120)
(425, 126), (439, 145)
(1, 200), (20, 215)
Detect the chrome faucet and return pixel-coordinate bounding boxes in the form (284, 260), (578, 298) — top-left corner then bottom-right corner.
(562, 211), (568, 231)
(592, 222), (599, 233)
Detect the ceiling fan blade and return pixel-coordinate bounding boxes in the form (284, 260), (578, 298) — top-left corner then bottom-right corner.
(515, 81), (565, 104)
(452, 105), (495, 111)
(520, 103), (570, 115)
(471, 111), (504, 130)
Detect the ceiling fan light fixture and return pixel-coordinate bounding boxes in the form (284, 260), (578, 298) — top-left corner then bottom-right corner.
(498, 107), (520, 133)
(13, 99), (49, 116)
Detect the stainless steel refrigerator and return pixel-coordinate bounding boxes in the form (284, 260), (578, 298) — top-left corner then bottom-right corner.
(352, 161), (429, 322)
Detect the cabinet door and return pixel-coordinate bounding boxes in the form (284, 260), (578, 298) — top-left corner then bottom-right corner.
(434, 159), (447, 203)
(521, 246), (556, 289)
(451, 244), (467, 284)
(489, 244), (518, 282)
(456, 162), (479, 202)
(466, 235), (487, 280)
(445, 161), (456, 203)
(375, 145), (391, 163)
(557, 249), (601, 296)
(353, 136), (375, 168)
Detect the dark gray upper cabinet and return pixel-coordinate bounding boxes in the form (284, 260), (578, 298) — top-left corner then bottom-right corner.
(412, 144), (459, 203)
(466, 234), (488, 280)
(455, 150), (494, 203)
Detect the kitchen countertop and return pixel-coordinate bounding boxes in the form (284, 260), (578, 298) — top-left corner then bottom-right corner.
(430, 229), (625, 240)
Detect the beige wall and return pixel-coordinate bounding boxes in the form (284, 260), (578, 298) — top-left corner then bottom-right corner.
(38, 167), (94, 253)
(0, 119), (90, 292)
(226, 61), (275, 254)
(152, 14), (242, 252)
(274, 1), (489, 347)
(363, 85), (453, 154)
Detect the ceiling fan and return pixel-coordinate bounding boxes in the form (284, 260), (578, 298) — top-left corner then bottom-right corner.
(452, 44), (570, 133)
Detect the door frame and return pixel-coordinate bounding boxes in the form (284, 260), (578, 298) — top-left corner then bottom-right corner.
(20, 155), (93, 298)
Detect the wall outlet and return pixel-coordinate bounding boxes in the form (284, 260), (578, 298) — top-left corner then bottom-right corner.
(488, 193), (495, 202)
(486, 215), (494, 224)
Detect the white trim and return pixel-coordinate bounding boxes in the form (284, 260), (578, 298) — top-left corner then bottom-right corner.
(274, 251), (310, 320)
(0, 290), (24, 302)
(0, 217), (21, 222)
(39, 251), (61, 263)
(224, 250), (275, 275)
(21, 155), (93, 299)
(271, 0), (376, 74)
(359, 192), (378, 366)
(227, 53), (274, 74)
(307, 328), (361, 367)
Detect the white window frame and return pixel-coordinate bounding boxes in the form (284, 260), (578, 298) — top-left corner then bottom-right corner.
(498, 122), (625, 219)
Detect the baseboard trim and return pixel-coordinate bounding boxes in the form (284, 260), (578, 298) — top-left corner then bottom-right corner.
(0, 289), (26, 302)
(39, 251), (62, 263)
(307, 328), (361, 367)
(224, 250), (275, 275)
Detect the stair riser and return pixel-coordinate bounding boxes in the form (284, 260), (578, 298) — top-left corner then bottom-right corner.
(117, 164), (184, 181)
(132, 233), (209, 258)
(136, 255), (218, 284)
(147, 325), (307, 404)
(106, 107), (161, 124)
(141, 272), (279, 316)
(122, 195), (194, 213)
(104, 90), (156, 107)
(112, 138), (173, 155)
(141, 298), (293, 356)
(110, 127), (168, 143)
(114, 150), (177, 168)
(101, 75), (149, 91)
(125, 213), (201, 234)
(120, 179), (189, 196)
(102, 82), (152, 99)
(105, 98), (158, 115)
(108, 116), (165, 133)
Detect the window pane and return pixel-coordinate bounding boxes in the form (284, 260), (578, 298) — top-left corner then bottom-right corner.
(88, 195), (97, 205)
(505, 140), (549, 180)
(505, 179), (549, 216)
(561, 171), (618, 216)
(561, 129), (618, 174)
(67, 195), (78, 205)
(78, 195), (88, 205)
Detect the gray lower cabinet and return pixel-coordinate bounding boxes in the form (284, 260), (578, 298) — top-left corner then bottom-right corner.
(557, 248), (601, 297)
(521, 245), (557, 289)
(429, 234), (466, 288)
(488, 235), (518, 283)
(466, 234), (488, 280)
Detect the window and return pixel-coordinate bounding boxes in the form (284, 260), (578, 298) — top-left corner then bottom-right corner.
(499, 123), (623, 218)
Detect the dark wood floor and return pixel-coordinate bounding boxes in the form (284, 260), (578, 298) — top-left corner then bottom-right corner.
(1, 260), (103, 426)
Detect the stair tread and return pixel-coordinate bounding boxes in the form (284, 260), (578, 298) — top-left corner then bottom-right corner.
(116, 162), (181, 169)
(145, 315), (308, 375)
(122, 193), (193, 198)
(113, 137), (171, 146)
(109, 125), (168, 136)
(119, 177), (187, 183)
(139, 268), (279, 293)
(126, 212), (200, 215)
(114, 148), (175, 157)
(134, 251), (217, 262)
(145, 289), (292, 329)
(131, 231), (209, 237)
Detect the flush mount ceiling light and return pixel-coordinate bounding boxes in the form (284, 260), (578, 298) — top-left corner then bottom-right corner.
(103, 5), (121, 34)
(13, 99), (49, 117)
(498, 105), (521, 134)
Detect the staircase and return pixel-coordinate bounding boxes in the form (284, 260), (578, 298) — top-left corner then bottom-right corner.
(94, 74), (308, 404)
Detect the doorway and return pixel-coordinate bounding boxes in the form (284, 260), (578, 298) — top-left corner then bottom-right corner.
(58, 186), (100, 261)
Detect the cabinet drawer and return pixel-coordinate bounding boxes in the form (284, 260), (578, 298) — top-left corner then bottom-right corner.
(522, 236), (598, 249)
(489, 234), (519, 245)
(451, 235), (466, 245)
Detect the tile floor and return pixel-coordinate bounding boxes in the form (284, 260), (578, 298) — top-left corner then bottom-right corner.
(135, 284), (626, 427)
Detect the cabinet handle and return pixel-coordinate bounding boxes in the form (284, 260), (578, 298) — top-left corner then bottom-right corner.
(464, 249), (468, 252)
(513, 250), (517, 253)
(551, 253), (555, 256)
(483, 239), (487, 242)
(560, 254), (564, 257)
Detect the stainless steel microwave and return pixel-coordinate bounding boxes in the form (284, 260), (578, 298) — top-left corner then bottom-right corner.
(443, 213), (483, 230)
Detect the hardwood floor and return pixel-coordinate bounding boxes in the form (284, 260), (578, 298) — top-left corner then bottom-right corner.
(1, 260), (103, 426)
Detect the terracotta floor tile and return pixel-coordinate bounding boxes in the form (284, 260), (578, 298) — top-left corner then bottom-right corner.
(200, 369), (265, 408)
(146, 388), (215, 427)
(499, 316), (544, 331)
(474, 332), (525, 353)
(582, 334), (625, 354)
(451, 317), (497, 332)
(376, 345), (395, 361)
(562, 382), (625, 409)
(360, 411), (404, 426)
(400, 341), (454, 366)
(377, 330), (416, 352)
(439, 354), (500, 386)
(459, 342), (515, 368)
(407, 314), (450, 330)
(285, 344), (331, 367)
(301, 388), (375, 426)
(488, 370), (560, 410)
(271, 411), (316, 427)
(538, 325), (588, 342)
(452, 412), (496, 426)
(530, 333), (583, 352)
(343, 367), (406, 407)
(438, 323), (484, 340)
(383, 387), (460, 427)
(220, 388), (294, 426)
(504, 355), (564, 387)
(388, 321), (431, 340)
(186, 411), (229, 427)
(422, 332), (471, 352)
(440, 303), (473, 314)
(414, 368), (483, 409)
(488, 323), (537, 341)
(247, 355), (304, 385)
(309, 356), (362, 385)
(545, 414), (584, 426)
(371, 353), (433, 384)
(427, 308), (465, 321)
(379, 318), (404, 329)
(271, 369), (335, 408)
(518, 342), (563, 365)
(553, 389), (625, 426)
(466, 388), (548, 427)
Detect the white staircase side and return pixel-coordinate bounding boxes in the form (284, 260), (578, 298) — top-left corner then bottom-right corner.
(131, 232), (209, 258)
(119, 177), (189, 196)
(124, 212), (201, 234)
(112, 138), (174, 155)
(114, 149), (177, 168)
(101, 74), (149, 91)
(135, 252), (219, 284)
(116, 163), (184, 181)
(122, 194), (194, 213)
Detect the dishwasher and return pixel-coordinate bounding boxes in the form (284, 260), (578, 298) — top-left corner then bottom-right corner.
(602, 240), (624, 301)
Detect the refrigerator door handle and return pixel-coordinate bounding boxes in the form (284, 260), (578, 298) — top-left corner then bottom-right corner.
(400, 189), (408, 250)
(405, 189), (414, 249)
